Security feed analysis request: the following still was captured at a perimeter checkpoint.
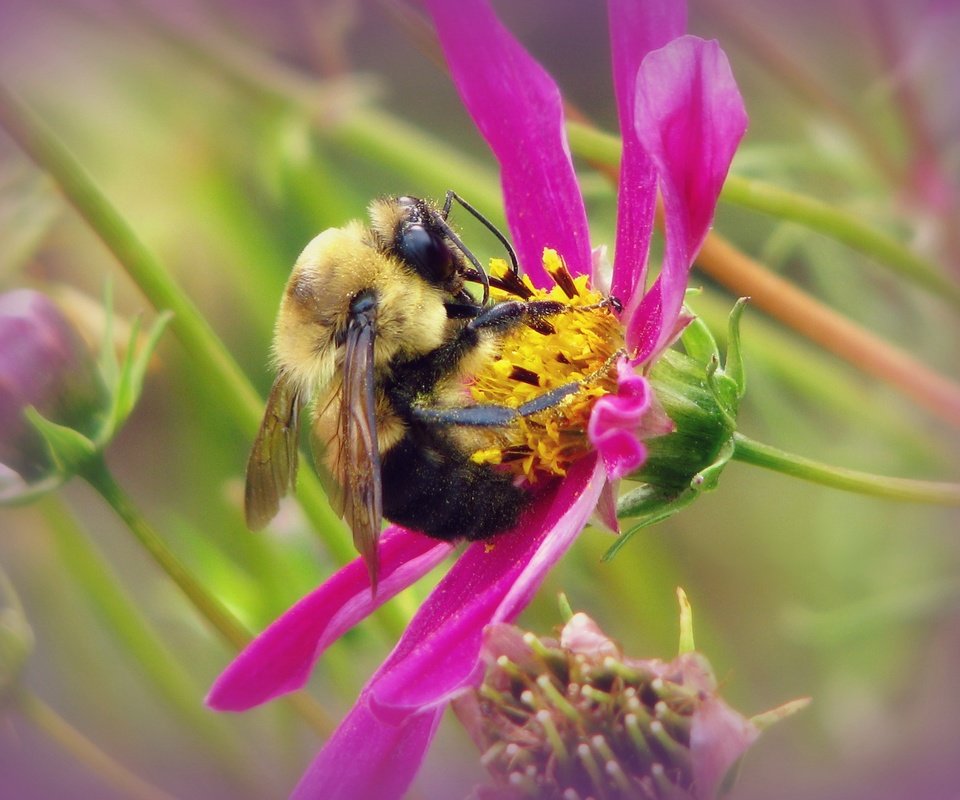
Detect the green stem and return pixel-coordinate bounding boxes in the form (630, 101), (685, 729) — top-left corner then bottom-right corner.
(79, 455), (252, 651)
(15, 690), (178, 800)
(334, 107), (504, 216)
(698, 0), (904, 186)
(731, 432), (960, 505)
(564, 120), (960, 309)
(0, 81), (348, 562)
(565, 121), (622, 169)
(129, 7), (505, 223)
(39, 496), (254, 773)
(719, 176), (960, 310)
(76, 455), (335, 734)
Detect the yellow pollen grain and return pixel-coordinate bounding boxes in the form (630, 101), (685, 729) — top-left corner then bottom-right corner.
(470, 249), (624, 481)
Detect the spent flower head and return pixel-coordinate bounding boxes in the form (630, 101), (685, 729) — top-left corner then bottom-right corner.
(457, 606), (804, 800)
(209, 1), (748, 797)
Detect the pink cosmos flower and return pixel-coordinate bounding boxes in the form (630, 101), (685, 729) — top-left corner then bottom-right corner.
(208, 1), (747, 797)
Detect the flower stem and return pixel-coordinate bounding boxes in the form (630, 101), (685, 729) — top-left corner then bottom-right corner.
(698, 0), (903, 185)
(731, 432), (960, 505)
(76, 455), (335, 735)
(565, 120), (960, 310)
(719, 175), (960, 310)
(79, 455), (252, 651)
(0, 81), (350, 562)
(39, 496), (255, 771)
(695, 233), (960, 428)
(14, 689), (178, 800)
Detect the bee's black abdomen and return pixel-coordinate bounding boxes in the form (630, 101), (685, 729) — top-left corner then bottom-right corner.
(381, 434), (525, 542)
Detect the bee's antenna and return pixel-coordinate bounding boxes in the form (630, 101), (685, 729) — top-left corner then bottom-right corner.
(431, 210), (492, 305)
(442, 190), (520, 277)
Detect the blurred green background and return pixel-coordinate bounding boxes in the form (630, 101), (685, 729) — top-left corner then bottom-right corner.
(1, 1), (958, 798)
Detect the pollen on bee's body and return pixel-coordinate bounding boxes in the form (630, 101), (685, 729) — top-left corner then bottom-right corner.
(469, 249), (624, 481)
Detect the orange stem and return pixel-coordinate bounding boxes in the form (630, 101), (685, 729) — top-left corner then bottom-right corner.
(696, 232), (960, 427)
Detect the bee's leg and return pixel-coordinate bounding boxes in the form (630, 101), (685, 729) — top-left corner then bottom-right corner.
(444, 298), (564, 327)
(392, 299), (585, 404)
(409, 381), (582, 428)
(466, 299), (568, 335)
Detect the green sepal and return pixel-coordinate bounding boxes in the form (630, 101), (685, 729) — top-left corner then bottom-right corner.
(605, 435), (735, 561)
(25, 407), (97, 474)
(676, 587), (695, 655)
(102, 310), (172, 441)
(724, 297), (749, 399)
(678, 306), (720, 367)
(607, 300), (748, 561)
(557, 593), (574, 624)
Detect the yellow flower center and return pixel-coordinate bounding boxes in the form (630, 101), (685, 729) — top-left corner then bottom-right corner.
(469, 249), (624, 480)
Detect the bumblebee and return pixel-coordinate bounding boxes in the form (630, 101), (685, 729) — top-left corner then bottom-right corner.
(245, 193), (587, 586)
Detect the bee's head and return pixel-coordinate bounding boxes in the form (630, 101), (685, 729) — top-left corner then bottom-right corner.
(370, 196), (490, 304)
(392, 196), (458, 288)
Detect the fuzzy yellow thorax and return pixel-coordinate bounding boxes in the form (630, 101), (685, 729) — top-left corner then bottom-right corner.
(469, 249), (624, 480)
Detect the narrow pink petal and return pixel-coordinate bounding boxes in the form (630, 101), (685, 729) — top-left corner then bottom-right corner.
(592, 478), (620, 534)
(588, 359), (654, 479)
(206, 527), (453, 711)
(292, 701), (442, 800)
(369, 456), (606, 719)
(608, 0), (686, 305)
(627, 36), (748, 359)
(426, 0), (591, 283)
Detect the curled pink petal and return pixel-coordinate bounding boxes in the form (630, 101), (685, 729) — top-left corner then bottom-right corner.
(206, 527), (453, 711)
(608, 0), (686, 306)
(292, 701), (443, 800)
(628, 36), (748, 359)
(588, 359), (655, 480)
(369, 456), (606, 720)
(426, 0), (591, 282)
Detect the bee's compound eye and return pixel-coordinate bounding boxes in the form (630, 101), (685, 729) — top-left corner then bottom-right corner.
(397, 223), (454, 285)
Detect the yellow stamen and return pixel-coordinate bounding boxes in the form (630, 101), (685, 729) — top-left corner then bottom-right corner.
(470, 249), (624, 480)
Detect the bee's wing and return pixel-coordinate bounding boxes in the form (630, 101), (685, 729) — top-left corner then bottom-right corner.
(244, 372), (303, 530)
(334, 310), (383, 587)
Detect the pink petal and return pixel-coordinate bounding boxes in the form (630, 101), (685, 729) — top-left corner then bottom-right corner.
(690, 696), (760, 799)
(559, 612), (622, 659)
(369, 455), (606, 720)
(206, 527), (453, 711)
(587, 358), (655, 480)
(627, 36), (748, 359)
(426, 0), (591, 283)
(592, 477), (620, 534)
(292, 701), (443, 800)
(608, 0), (686, 306)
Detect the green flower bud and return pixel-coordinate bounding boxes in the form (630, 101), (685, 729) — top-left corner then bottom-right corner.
(0, 287), (169, 503)
(0, 289), (106, 485)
